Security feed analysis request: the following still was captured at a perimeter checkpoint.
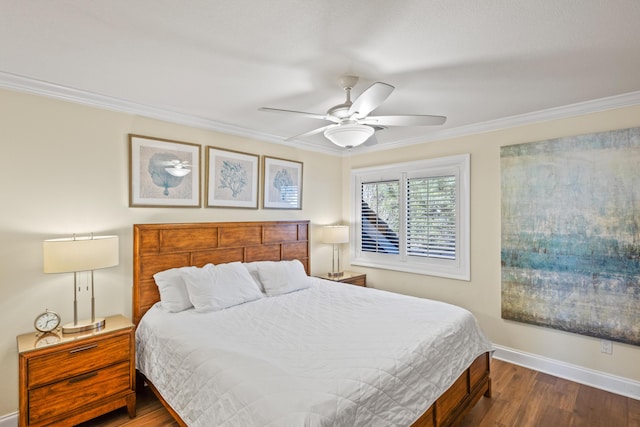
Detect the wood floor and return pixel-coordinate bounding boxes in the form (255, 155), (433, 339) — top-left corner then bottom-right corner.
(77, 359), (640, 427)
(459, 359), (640, 427)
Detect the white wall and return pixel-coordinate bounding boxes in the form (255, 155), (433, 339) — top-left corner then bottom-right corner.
(0, 88), (343, 416)
(344, 105), (640, 386)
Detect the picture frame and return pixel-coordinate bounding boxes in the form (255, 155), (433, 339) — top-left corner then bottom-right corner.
(206, 146), (259, 209)
(129, 134), (201, 207)
(262, 156), (303, 209)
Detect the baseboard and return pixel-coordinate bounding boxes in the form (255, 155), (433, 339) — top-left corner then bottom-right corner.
(0, 412), (17, 427)
(493, 344), (640, 400)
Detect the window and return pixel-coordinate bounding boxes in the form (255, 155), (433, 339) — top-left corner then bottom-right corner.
(351, 154), (470, 280)
(361, 180), (400, 254)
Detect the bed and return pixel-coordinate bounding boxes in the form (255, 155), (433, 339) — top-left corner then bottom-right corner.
(133, 220), (493, 427)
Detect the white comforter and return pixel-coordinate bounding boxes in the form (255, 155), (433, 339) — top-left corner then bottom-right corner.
(136, 278), (492, 427)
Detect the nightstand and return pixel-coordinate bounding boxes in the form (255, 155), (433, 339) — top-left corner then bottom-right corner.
(317, 271), (367, 287)
(17, 314), (136, 427)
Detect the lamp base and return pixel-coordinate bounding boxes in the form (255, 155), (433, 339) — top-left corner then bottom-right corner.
(327, 271), (344, 278)
(62, 317), (105, 334)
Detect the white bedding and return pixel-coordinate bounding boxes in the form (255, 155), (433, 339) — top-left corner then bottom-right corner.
(136, 278), (493, 427)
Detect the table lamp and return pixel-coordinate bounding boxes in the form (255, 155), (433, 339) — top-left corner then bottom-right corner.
(43, 234), (119, 333)
(322, 225), (349, 278)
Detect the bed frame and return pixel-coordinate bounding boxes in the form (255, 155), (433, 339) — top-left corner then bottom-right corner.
(132, 220), (491, 427)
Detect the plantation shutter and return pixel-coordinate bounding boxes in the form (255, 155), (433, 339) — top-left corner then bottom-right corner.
(360, 180), (400, 254)
(406, 175), (456, 259)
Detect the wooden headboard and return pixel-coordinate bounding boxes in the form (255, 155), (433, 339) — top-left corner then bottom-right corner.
(133, 220), (310, 325)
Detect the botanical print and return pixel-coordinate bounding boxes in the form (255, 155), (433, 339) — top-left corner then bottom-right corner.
(214, 157), (252, 201)
(501, 127), (640, 345)
(263, 157), (302, 209)
(269, 166), (298, 203)
(206, 147), (258, 208)
(129, 135), (200, 207)
(142, 148), (193, 198)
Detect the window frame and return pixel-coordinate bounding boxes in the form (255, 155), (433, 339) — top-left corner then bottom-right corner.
(350, 154), (470, 281)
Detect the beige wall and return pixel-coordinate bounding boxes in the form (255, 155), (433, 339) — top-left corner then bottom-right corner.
(0, 88), (343, 415)
(345, 105), (640, 385)
(2, 87), (639, 417)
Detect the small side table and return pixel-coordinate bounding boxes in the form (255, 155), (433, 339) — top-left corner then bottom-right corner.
(316, 271), (366, 287)
(17, 314), (136, 427)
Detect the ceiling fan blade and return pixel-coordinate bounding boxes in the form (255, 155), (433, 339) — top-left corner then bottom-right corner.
(348, 82), (395, 118)
(259, 107), (339, 123)
(285, 124), (335, 141)
(361, 114), (447, 126)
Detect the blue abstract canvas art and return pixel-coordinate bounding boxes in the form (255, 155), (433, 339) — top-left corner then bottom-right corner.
(501, 127), (640, 345)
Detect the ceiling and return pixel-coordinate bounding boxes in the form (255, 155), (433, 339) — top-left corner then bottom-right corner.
(2, 1), (640, 154)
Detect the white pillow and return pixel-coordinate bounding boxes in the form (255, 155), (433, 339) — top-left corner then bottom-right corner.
(243, 261), (266, 292)
(153, 267), (193, 312)
(257, 260), (311, 296)
(183, 262), (265, 312)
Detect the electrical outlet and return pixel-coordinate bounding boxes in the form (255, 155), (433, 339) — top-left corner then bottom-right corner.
(601, 339), (613, 355)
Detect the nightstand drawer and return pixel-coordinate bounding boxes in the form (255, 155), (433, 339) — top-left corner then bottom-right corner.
(28, 361), (131, 425)
(28, 333), (130, 388)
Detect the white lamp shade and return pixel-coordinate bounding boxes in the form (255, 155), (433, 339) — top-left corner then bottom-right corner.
(43, 235), (119, 273)
(322, 225), (350, 244)
(324, 124), (374, 148)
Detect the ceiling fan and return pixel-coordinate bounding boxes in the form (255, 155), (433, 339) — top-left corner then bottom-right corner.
(259, 75), (447, 149)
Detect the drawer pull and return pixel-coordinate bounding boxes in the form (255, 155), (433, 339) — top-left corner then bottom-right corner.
(69, 344), (98, 354)
(68, 371), (98, 384)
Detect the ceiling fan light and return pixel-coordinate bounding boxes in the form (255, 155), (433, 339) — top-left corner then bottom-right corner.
(324, 124), (374, 148)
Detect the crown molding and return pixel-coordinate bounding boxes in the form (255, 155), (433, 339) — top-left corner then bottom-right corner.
(362, 90), (640, 153)
(0, 71), (341, 156)
(2, 71), (639, 157)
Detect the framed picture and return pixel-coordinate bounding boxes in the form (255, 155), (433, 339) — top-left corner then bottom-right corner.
(206, 146), (259, 209)
(129, 134), (201, 207)
(263, 156), (303, 209)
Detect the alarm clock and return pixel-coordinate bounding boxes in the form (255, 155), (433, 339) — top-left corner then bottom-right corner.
(34, 309), (61, 333)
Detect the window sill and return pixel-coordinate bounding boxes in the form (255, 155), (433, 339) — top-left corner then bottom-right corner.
(351, 259), (470, 281)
